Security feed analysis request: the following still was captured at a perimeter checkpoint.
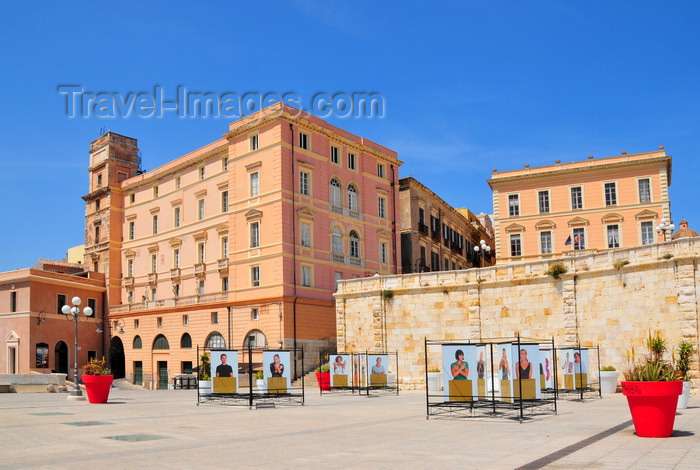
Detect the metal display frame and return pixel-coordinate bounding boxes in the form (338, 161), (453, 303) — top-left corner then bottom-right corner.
(553, 344), (602, 401)
(196, 344), (304, 408)
(425, 335), (558, 421)
(320, 351), (400, 396)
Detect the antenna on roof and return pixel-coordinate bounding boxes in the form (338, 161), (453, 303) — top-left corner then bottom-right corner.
(99, 126), (107, 136)
(136, 150), (145, 174)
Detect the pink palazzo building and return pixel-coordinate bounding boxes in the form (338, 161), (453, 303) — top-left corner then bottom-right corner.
(83, 104), (401, 388)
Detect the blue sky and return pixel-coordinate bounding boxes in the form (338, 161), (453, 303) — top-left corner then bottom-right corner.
(1, 1), (699, 272)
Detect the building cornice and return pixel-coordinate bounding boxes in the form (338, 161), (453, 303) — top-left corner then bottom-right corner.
(488, 154), (672, 188)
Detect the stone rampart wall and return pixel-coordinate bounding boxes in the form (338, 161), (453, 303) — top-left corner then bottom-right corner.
(335, 238), (699, 389)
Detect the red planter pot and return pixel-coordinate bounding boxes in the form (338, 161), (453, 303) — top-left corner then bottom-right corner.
(82, 375), (114, 404)
(315, 372), (331, 391)
(621, 381), (683, 437)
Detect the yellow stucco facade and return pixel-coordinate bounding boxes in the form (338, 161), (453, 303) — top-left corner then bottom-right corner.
(488, 149), (672, 263)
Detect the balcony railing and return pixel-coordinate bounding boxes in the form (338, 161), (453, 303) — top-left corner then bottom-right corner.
(170, 268), (181, 279)
(418, 222), (429, 235)
(110, 292), (228, 314)
(148, 272), (158, 283)
(194, 263), (206, 276)
(217, 259), (229, 271)
(123, 277), (134, 287)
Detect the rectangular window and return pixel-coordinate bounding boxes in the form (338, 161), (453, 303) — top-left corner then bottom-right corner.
(10, 291), (17, 312)
(175, 176), (181, 189)
(300, 222), (311, 247)
(130, 193), (135, 204)
(334, 272), (342, 291)
(250, 221), (260, 248)
(604, 182), (617, 206)
(173, 284), (180, 297)
(444, 257), (450, 271)
(221, 191), (228, 213)
(97, 174), (102, 187)
(151, 254), (157, 273)
(540, 231), (552, 254)
(641, 221), (654, 245)
(508, 194), (520, 216)
(134, 319), (139, 329)
(174, 207), (181, 228)
(129, 221), (135, 240)
(301, 265), (311, 287)
(95, 199), (101, 211)
(182, 361), (193, 374)
(377, 163), (385, 178)
(198, 242), (205, 264)
(198, 280), (205, 295)
(510, 234), (522, 257)
(94, 226), (100, 243)
(299, 132), (308, 150)
(607, 225), (620, 248)
(378, 197), (386, 218)
(221, 236), (229, 258)
(379, 242), (388, 263)
(250, 172), (259, 197)
(538, 190), (550, 213)
(330, 146), (339, 164)
(198, 199), (205, 220)
(152, 288), (157, 302)
(199, 166), (205, 180)
(211, 311), (218, 324)
(183, 315), (189, 326)
(251, 135), (259, 151)
(57, 294), (66, 315)
(251, 266), (260, 287)
(252, 308), (259, 320)
(222, 157), (229, 171)
(127, 259), (134, 277)
(221, 277), (229, 292)
(573, 227), (586, 250)
(638, 178), (651, 203)
(348, 152), (356, 170)
(571, 186), (583, 210)
(152, 215), (158, 234)
(173, 248), (180, 268)
(153, 186), (159, 198)
(299, 171), (309, 196)
(431, 251), (440, 271)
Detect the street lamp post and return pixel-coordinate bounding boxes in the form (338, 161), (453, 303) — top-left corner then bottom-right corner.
(656, 218), (675, 242)
(473, 239), (492, 268)
(61, 296), (93, 400)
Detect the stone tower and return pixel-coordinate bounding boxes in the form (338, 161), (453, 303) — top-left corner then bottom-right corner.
(83, 132), (140, 309)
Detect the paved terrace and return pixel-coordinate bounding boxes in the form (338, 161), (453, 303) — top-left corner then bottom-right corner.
(0, 387), (698, 469)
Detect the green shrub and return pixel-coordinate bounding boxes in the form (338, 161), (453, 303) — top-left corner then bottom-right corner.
(546, 262), (568, 279)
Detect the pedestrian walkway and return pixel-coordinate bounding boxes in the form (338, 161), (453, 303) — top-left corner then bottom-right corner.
(0, 388), (698, 469)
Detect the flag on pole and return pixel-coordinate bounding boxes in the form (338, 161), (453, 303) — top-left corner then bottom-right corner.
(564, 235), (572, 246)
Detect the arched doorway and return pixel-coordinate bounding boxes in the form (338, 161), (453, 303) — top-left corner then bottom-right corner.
(109, 336), (126, 379)
(54, 341), (68, 377)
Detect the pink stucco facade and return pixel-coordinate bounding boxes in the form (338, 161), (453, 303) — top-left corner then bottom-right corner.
(84, 104), (401, 387)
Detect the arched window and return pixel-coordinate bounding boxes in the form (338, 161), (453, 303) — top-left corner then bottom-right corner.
(206, 332), (226, 349)
(243, 329), (268, 349)
(133, 336), (142, 349)
(180, 333), (192, 349)
(347, 184), (358, 211)
(331, 226), (343, 255)
(349, 230), (360, 258)
(330, 178), (341, 207)
(153, 334), (169, 350)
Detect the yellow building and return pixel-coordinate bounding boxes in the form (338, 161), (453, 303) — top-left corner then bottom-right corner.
(488, 149), (672, 263)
